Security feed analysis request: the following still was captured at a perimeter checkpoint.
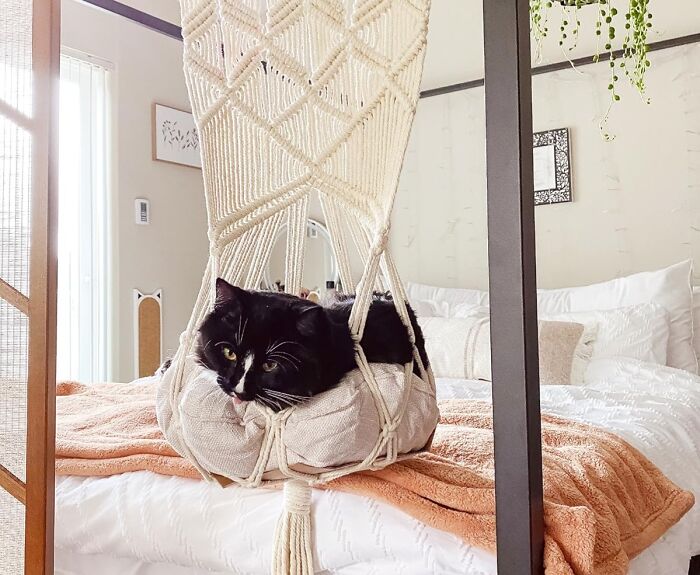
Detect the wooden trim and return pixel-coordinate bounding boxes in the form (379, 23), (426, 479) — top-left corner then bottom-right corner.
(0, 277), (30, 316)
(483, 1), (545, 574)
(421, 32), (700, 99)
(0, 463), (26, 505)
(79, 0), (181, 40)
(24, 0), (60, 572)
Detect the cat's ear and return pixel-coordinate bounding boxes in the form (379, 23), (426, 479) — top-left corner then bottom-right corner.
(215, 278), (244, 308)
(296, 305), (325, 337)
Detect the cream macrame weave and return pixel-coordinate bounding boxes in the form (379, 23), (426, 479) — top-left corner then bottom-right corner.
(157, 1), (433, 573)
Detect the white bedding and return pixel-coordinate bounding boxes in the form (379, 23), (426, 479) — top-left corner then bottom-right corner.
(55, 357), (700, 575)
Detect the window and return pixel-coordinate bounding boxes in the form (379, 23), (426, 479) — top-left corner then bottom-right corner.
(57, 52), (111, 382)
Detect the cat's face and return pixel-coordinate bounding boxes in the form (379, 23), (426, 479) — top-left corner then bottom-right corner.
(196, 279), (329, 411)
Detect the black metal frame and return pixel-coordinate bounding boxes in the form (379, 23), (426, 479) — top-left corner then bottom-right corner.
(422, 32), (700, 99)
(80, 0), (181, 40)
(484, 1), (544, 574)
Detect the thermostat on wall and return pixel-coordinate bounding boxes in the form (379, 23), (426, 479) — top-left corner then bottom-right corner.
(135, 198), (150, 225)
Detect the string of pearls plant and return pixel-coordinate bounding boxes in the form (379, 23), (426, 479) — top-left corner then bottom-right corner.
(530, 0), (653, 137)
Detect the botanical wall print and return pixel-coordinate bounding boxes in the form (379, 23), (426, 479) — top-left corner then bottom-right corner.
(533, 128), (572, 206)
(152, 103), (201, 168)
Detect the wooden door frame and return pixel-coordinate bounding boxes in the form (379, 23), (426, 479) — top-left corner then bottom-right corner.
(24, 0), (60, 573)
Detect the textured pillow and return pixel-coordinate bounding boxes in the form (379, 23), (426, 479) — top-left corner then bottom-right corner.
(158, 363), (439, 484)
(537, 261), (695, 373)
(419, 315), (595, 385)
(545, 304), (670, 366)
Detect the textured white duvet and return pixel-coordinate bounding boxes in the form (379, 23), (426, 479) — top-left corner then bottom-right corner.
(55, 358), (700, 575)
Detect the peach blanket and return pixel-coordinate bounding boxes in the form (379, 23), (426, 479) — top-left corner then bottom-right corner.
(55, 381), (694, 575)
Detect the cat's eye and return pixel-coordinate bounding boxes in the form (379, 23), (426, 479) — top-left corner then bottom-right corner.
(222, 347), (237, 362)
(262, 361), (278, 372)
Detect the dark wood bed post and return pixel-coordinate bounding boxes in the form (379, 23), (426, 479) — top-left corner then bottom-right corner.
(25, 0), (60, 573)
(483, 1), (545, 574)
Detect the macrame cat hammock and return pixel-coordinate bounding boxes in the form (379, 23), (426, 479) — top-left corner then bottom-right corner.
(156, 1), (437, 573)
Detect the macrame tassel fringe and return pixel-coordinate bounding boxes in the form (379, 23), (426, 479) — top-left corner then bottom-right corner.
(272, 480), (314, 575)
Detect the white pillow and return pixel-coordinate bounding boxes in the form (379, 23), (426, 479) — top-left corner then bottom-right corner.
(406, 282), (488, 311)
(411, 299), (450, 318)
(409, 261), (695, 372)
(544, 304), (669, 366)
(410, 298), (487, 320)
(692, 286), (700, 362)
(419, 314), (595, 386)
(537, 261), (695, 373)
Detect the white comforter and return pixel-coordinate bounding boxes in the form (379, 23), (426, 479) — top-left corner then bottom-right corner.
(55, 358), (700, 575)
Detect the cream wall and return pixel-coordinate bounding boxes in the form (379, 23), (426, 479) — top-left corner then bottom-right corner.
(393, 6), (700, 290)
(61, 0), (208, 381)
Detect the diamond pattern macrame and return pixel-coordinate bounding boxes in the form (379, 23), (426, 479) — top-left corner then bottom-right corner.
(160, 0), (432, 487)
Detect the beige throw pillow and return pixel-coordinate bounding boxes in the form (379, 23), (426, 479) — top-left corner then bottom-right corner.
(419, 316), (596, 385)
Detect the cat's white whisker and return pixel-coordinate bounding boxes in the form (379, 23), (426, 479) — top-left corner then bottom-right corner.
(236, 317), (249, 346)
(263, 389), (309, 404)
(266, 339), (300, 354)
(257, 393), (283, 411)
(269, 350), (301, 364)
(255, 395), (275, 410)
(264, 388), (306, 398)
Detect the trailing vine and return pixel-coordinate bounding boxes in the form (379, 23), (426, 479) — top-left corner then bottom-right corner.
(530, 0), (653, 135)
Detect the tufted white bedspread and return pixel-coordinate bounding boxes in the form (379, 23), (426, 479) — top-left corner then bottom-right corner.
(55, 358), (700, 575)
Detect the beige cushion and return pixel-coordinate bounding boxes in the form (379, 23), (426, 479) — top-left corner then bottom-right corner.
(420, 316), (596, 385)
(157, 362), (439, 485)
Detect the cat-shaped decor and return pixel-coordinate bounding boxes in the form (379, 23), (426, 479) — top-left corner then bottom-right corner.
(195, 278), (429, 412)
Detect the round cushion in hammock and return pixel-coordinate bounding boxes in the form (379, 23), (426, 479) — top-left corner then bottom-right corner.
(157, 361), (439, 485)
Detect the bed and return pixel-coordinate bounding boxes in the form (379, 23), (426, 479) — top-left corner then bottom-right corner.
(54, 356), (700, 575)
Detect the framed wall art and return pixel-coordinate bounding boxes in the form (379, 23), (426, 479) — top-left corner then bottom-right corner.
(533, 127), (571, 205)
(152, 103), (201, 168)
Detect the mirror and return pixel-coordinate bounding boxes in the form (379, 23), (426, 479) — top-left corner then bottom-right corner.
(264, 219), (339, 300)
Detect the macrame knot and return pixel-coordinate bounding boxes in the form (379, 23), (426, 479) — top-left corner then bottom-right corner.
(284, 479), (312, 515)
(366, 223), (390, 258)
(272, 480), (314, 575)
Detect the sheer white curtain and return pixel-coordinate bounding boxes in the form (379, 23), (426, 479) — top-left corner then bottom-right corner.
(57, 52), (111, 382)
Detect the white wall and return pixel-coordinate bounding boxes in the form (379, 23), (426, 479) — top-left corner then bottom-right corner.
(61, 0), (208, 381)
(394, 6), (700, 290)
(421, 0), (700, 90)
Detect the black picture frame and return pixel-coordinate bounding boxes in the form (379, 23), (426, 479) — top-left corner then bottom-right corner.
(533, 128), (572, 206)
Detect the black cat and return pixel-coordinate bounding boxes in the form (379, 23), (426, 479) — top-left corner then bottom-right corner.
(195, 278), (429, 412)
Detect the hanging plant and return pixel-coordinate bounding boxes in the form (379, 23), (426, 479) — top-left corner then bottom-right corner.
(529, 0), (653, 137)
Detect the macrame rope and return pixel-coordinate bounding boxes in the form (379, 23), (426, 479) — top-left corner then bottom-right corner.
(272, 480), (314, 575)
(160, 0), (432, 572)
